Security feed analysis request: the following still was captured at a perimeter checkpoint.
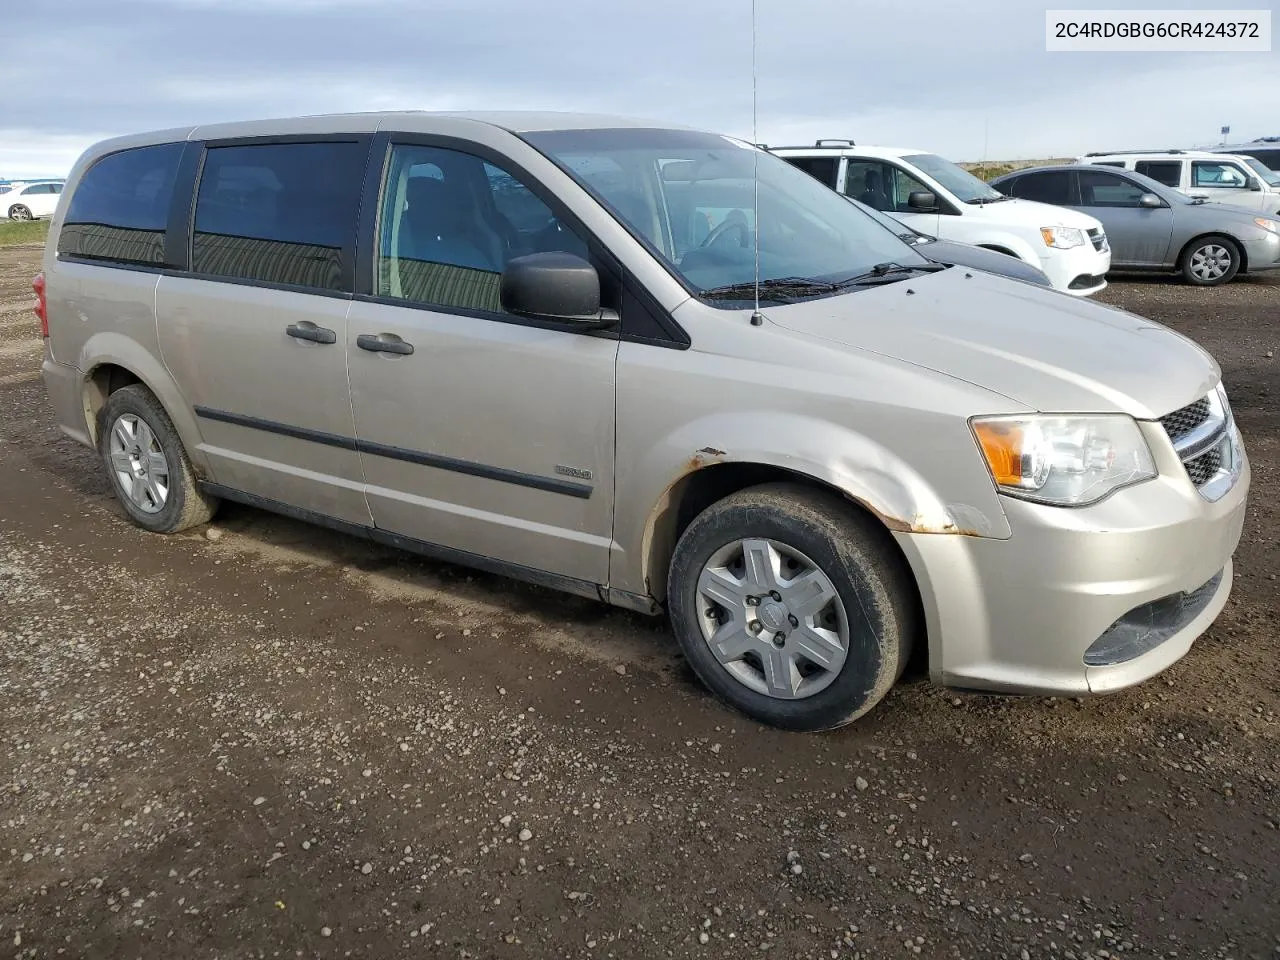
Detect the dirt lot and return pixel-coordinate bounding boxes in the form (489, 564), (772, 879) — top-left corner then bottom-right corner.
(1, 244), (1277, 960)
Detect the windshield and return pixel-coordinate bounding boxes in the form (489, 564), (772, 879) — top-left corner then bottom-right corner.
(903, 153), (1005, 203)
(521, 128), (927, 302)
(1240, 156), (1280, 187)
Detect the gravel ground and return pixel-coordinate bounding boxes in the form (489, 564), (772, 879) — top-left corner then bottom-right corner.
(1, 246), (1277, 959)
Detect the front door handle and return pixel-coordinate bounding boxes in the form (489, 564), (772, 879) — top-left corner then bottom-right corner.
(357, 334), (414, 356)
(286, 323), (337, 345)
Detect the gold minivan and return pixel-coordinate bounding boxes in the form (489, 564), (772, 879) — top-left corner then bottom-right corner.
(38, 112), (1249, 730)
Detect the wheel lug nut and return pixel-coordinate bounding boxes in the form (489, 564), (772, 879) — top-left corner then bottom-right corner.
(770, 591), (782, 602)
(749, 621), (762, 634)
(788, 614), (799, 628)
(773, 632), (786, 647)
(745, 596), (759, 606)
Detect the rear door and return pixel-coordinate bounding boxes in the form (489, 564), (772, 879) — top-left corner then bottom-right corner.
(345, 138), (619, 585)
(155, 137), (374, 525)
(1076, 169), (1173, 266)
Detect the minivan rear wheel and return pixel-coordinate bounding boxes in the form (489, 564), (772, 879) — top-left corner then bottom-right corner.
(1180, 235), (1241, 286)
(667, 483), (916, 731)
(98, 385), (219, 533)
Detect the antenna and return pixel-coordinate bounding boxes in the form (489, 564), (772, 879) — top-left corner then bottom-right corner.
(750, 0), (763, 326)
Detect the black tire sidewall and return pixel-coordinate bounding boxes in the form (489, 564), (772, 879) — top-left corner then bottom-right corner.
(668, 493), (902, 731)
(1182, 235), (1241, 286)
(99, 389), (191, 533)
(9, 205), (30, 221)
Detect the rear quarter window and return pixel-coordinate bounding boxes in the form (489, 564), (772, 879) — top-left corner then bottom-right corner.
(60, 143), (185, 266)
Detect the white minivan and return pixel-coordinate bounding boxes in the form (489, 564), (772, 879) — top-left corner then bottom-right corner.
(773, 142), (1111, 295)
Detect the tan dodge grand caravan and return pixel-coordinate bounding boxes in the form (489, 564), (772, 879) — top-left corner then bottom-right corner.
(37, 112), (1249, 730)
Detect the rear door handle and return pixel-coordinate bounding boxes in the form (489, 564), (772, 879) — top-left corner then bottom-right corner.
(357, 334), (414, 356)
(286, 323), (337, 345)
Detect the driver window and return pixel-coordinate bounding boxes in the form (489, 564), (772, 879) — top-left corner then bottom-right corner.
(1078, 171), (1148, 207)
(843, 161), (894, 211)
(1191, 161), (1247, 189)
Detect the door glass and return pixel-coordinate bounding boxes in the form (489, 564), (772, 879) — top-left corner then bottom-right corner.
(782, 156), (839, 189)
(1133, 160), (1181, 187)
(1190, 161), (1247, 189)
(1078, 171), (1149, 207)
(192, 141), (366, 291)
(376, 144), (588, 313)
(1006, 171), (1072, 204)
(843, 161), (896, 211)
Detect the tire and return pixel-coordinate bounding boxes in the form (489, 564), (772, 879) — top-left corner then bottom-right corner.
(8, 204), (32, 221)
(98, 384), (219, 533)
(1179, 235), (1241, 286)
(667, 483), (917, 731)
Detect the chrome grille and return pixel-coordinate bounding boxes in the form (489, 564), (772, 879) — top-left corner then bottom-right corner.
(1160, 397), (1210, 444)
(1158, 390), (1239, 501)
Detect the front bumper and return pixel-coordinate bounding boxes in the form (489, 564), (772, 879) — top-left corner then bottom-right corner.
(894, 423), (1249, 696)
(1038, 239), (1111, 296)
(1241, 231), (1280, 273)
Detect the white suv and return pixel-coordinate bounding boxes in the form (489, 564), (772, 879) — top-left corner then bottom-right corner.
(1079, 150), (1280, 216)
(773, 142), (1111, 296)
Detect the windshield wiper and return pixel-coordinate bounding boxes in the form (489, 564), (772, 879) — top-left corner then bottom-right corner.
(699, 277), (842, 302)
(966, 195), (1013, 204)
(837, 261), (948, 286)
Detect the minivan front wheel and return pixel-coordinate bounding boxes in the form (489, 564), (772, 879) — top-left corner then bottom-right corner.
(1181, 235), (1241, 286)
(98, 385), (219, 533)
(668, 484), (916, 731)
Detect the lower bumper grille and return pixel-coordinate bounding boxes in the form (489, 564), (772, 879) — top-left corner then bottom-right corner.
(1068, 273), (1106, 290)
(1084, 569), (1224, 666)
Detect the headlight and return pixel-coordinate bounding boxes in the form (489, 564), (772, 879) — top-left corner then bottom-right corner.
(971, 415), (1156, 506)
(1253, 217), (1279, 234)
(1040, 226), (1085, 249)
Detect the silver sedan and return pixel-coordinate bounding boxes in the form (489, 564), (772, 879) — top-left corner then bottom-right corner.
(993, 165), (1280, 286)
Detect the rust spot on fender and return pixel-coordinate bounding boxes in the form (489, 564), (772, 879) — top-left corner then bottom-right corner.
(685, 446), (727, 473)
(841, 494), (986, 538)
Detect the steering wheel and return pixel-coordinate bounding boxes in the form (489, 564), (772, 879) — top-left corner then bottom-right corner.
(700, 217), (752, 249)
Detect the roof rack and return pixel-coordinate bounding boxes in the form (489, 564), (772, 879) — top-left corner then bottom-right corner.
(815, 138), (855, 147)
(1084, 149), (1185, 157)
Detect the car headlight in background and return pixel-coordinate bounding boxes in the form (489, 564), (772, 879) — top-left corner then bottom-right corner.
(1253, 217), (1279, 234)
(1040, 226), (1086, 249)
(972, 415), (1156, 506)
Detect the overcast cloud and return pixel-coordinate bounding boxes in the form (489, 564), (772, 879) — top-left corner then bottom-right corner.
(2, 0), (1276, 177)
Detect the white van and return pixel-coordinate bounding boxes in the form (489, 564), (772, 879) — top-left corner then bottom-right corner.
(772, 142), (1111, 295)
(1079, 150), (1280, 216)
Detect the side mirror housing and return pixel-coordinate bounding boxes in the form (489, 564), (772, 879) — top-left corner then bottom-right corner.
(500, 253), (615, 326)
(1139, 193), (1163, 208)
(1247, 178), (1262, 192)
(907, 190), (938, 212)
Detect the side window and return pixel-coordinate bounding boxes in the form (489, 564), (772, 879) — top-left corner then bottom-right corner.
(1093, 161), (1127, 169)
(843, 161), (896, 211)
(60, 142), (184, 266)
(1191, 161), (1248, 189)
(1078, 171), (1148, 207)
(1134, 160), (1181, 187)
(376, 144), (588, 314)
(1005, 171), (1073, 204)
(782, 156), (840, 189)
(192, 141), (366, 292)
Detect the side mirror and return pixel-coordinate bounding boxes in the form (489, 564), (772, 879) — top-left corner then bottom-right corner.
(1139, 193), (1163, 208)
(500, 253), (616, 326)
(907, 190), (938, 212)
(1247, 178), (1262, 192)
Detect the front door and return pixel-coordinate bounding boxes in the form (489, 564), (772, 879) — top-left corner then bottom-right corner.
(1076, 169), (1174, 266)
(345, 141), (618, 586)
(1190, 159), (1265, 211)
(843, 160), (942, 238)
(156, 138), (373, 525)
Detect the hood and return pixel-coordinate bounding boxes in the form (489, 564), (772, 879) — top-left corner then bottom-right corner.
(767, 267), (1219, 419)
(918, 238), (1052, 286)
(969, 197), (1103, 231)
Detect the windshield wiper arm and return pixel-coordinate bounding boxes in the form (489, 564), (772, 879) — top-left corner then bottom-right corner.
(837, 261), (948, 286)
(699, 277), (842, 301)
(966, 195), (1012, 204)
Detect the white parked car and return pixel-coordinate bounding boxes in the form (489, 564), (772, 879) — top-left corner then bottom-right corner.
(1079, 150), (1280, 216)
(772, 141), (1111, 295)
(4, 181), (63, 221)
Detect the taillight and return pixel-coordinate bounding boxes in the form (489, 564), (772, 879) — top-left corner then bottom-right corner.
(33, 272), (47, 338)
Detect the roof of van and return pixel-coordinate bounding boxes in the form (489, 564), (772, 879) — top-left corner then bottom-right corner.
(770, 145), (928, 159)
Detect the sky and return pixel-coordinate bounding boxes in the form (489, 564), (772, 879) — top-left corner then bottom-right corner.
(2, 0), (1277, 178)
